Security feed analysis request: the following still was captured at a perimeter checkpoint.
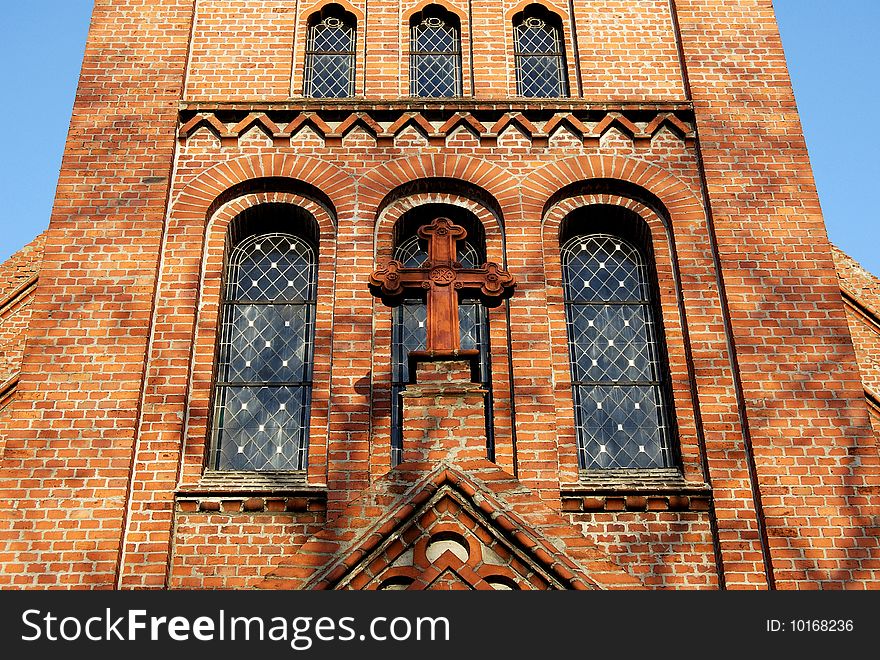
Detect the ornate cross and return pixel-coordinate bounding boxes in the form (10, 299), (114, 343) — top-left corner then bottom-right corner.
(370, 217), (516, 361)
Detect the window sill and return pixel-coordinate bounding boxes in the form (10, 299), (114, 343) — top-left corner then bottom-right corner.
(560, 469), (711, 512)
(175, 471), (326, 514)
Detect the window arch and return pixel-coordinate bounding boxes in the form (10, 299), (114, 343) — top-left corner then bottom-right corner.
(211, 206), (318, 471)
(390, 206), (494, 465)
(513, 5), (568, 98)
(561, 214), (673, 470)
(304, 5), (357, 98)
(409, 5), (462, 97)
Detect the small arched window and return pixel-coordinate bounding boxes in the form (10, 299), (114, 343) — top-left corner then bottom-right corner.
(513, 5), (568, 98)
(561, 230), (673, 470)
(410, 6), (462, 97)
(211, 214), (318, 471)
(304, 6), (357, 98)
(390, 213), (494, 465)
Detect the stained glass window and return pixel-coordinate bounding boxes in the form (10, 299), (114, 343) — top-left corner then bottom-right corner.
(513, 7), (568, 98)
(390, 235), (493, 464)
(410, 8), (462, 97)
(304, 8), (356, 98)
(211, 232), (316, 471)
(562, 234), (672, 469)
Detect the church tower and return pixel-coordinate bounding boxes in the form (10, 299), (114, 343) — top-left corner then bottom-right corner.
(1, 0), (877, 590)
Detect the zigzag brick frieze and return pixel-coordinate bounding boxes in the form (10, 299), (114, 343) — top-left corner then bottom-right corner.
(177, 102), (695, 149)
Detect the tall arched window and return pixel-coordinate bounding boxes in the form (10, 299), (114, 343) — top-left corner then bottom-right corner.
(390, 217), (494, 465)
(410, 6), (462, 97)
(561, 230), (673, 470)
(304, 6), (356, 98)
(211, 216), (317, 472)
(513, 5), (568, 98)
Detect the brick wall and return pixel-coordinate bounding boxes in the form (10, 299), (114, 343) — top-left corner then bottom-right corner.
(0, 0), (193, 588)
(675, 0), (880, 588)
(1, 0), (876, 590)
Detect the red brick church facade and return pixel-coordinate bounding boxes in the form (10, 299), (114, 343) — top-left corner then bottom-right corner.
(1, 0), (878, 589)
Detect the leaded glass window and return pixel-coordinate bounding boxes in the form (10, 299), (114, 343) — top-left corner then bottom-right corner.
(391, 235), (493, 464)
(304, 8), (356, 98)
(212, 233), (316, 471)
(410, 8), (462, 97)
(562, 234), (672, 469)
(513, 7), (568, 98)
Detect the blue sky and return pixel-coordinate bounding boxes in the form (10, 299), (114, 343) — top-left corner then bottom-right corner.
(0, 0), (877, 274)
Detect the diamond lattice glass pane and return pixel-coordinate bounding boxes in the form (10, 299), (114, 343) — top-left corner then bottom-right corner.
(413, 17), (457, 53)
(514, 13), (566, 98)
(567, 304), (656, 383)
(212, 231), (316, 472)
(574, 385), (668, 469)
(410, 13), (461, 97)
(458, 302), (479, 351)
(412, 54), (460, 97)
(562, 235), (646, 302)
(310, 18), (354, 52)
(305, 53), (354, 98)
(517, 55), (564, 97)
(563, 232), (673, 470)
(228, 234), (315, 302)
(215, 386), (308, 471)
(515, 17), (560, 54)
(219, 304), (312, 383)
(459, 299), (492, 379)
(393, 302), (427, 383)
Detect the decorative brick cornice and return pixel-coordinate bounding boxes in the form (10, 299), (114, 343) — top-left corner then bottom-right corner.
(178, 101), (695, 149)
(176, 495), (327, 514)
(561, 470), (712, 512)
(561, 484), (712, 513)
(175, 471), (327, 513)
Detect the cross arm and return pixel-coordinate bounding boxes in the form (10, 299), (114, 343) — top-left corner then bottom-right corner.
(454, 262), (517, 305)
(368, 260), (429, 299)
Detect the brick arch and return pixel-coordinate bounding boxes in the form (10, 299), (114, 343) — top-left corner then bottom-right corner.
(362, 162), (520, 479)
(358, 154), (520, 221)
(521, 155), (704, 226)
(404, 0), (467, 24)
(539, 193), (704, 485)
(374, 192), (504, 265)
(506, 0), (569, 22)
(181, 193), (338, 487)
(301, 0), (364, 23)
(172, 154), (356, 224)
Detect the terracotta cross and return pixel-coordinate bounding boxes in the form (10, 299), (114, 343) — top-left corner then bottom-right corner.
(370, 217), (516, 360)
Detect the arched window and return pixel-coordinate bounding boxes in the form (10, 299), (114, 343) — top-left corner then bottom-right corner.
(513, 5), (568, 98)
(410, 6), (462, 97)
(211, 214), (317, 471)
(304, 5), (356, 98)
(561, 230), (673, 470)
(390, 216), (494, 464)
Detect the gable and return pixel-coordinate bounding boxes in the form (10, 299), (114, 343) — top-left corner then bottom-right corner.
(260, 463), (644, 591)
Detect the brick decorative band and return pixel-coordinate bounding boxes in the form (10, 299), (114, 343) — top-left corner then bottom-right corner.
(178, 101), (695, 149)
(561, 494), (712, 513)
(176, 494), (327, 514)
